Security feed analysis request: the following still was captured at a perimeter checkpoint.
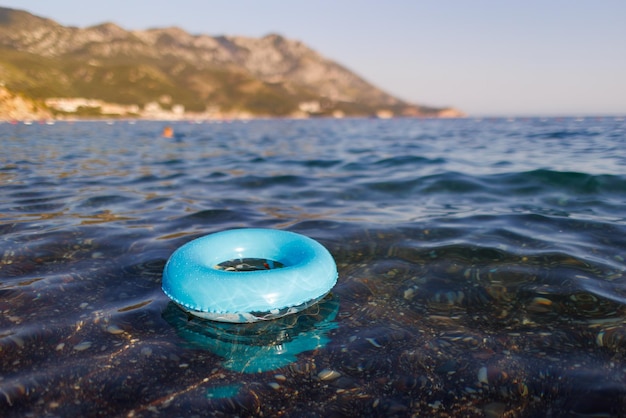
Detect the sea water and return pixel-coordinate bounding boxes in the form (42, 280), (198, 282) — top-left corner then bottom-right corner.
(1, 117), (626, 416)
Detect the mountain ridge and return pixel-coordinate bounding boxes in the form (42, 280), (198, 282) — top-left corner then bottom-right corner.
(0, 6), (464, 119)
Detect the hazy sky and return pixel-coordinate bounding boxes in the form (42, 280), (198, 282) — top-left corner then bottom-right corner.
(2, 1), (625, 116)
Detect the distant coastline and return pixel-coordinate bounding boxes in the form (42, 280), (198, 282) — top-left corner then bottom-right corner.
(0, 6), (465, 121)
(0, 86), (466, 122)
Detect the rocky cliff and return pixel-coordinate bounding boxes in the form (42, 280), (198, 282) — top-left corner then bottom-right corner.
(0, 85), (51, 120)
(0, 6), (463, 119)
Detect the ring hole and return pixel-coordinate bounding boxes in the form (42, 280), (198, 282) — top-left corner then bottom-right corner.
(214, 258), (286, 272)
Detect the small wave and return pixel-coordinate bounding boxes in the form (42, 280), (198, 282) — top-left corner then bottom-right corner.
(231, 174), (309, 189)
(79, 194), (135, 208)
(499, 169), (626, 194)
(373, 155), (446, 168)
(528, 129), (599, 140)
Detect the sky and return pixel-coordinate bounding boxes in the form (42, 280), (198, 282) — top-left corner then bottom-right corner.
(2, 1), (625, 116)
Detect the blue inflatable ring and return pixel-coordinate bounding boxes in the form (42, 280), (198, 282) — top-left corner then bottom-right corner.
(162, 228), (338, 323)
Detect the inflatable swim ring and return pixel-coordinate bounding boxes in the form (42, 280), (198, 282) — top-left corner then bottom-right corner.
(162, 228), (338, 323)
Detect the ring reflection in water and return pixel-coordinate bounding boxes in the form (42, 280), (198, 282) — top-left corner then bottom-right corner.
(162, 295), (339, 373)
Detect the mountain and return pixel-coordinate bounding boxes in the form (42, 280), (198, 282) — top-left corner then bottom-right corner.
(0, 7), (463, 119)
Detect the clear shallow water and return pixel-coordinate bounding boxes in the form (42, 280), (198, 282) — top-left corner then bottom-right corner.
(1, 117), (626, 416)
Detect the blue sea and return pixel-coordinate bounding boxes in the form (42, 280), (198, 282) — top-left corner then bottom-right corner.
(1, 117), (626, 417)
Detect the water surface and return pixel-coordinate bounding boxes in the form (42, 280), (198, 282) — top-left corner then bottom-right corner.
(1, 117), (626, 416)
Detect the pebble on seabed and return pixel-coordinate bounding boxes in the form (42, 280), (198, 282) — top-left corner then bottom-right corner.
(105, 324), (125, 335)
(527, 297), (553, 313)
(73, 341), (92, 351)
(318, 369), (341, 381)
(477, 367), (489, 384)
